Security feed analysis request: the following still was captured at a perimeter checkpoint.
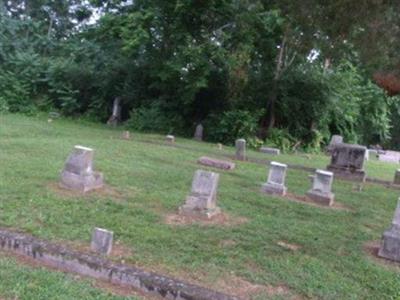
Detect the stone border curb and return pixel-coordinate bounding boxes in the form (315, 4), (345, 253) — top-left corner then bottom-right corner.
(0, 229), (239, 300)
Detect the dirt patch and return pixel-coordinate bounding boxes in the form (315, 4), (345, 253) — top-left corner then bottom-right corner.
(277, 240), (301, 251)
(364, 240), (400, 270)
(285, 192), (354, 212)
(219, 239), (237, 248)
(47, 182), (127, 202)
(164, 212), (248, 227)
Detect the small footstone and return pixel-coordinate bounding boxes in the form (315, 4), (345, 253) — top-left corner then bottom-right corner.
(197, 156), (235, 170)
(179, 170), (221, 219)
(306, 170), (335, 206)
(122, 130), (130, 140)
(235, 139), (246, 161)
(60, 145), (104, 192)
(261, 161), (288, 196)
(166, 135), (175, 143)
(91, 227), (113, 255)
(260, 147), (280, 155)
(379, 199), (400, 262)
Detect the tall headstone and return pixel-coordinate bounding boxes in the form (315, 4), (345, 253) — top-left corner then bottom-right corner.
(194, 124), (203, 141)
(393, 170), (400, 185)
(107, 97), (121, 126)
(327, 143), (367, 182)
(91, 227), (113, 255)
(235, 139), (246, 161)
(306, 170), (335, 206)
(179, 170), (221, 218)
(261, 161), (288, 196)
(378, 199), (400, 262)
(327, 135), (343, 152)
(60, 145), (104, 192)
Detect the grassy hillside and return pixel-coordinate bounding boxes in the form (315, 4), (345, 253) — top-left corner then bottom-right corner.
(1, 113), (400, 299)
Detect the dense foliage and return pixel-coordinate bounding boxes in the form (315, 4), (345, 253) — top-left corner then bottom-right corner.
(1, 0), (400, 150)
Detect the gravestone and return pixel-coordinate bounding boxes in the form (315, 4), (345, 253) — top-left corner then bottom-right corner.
(327, 135), (343, 152)
(326, 143), (367, 182)
(260, 147), (280, 155)
(235, 139), (246, 161)
(194, 124), (203, 141)
(179, 170), (221, 218)
(217, 143), (223, 150)
(197, 156), (235, 170)
(107, 97), (121, 126)
(166, 135), (175, 143)
(261, 161), (288, 196)
(306, 170), (335, 206)
(393, 170), (400, 185)
(91, 227), (113, 255)
(368, 149), (378, 159)
(364, 149), (369, 161)
(122, 130), (130, 140)
(60, 145), (104, 192)
(378, 199), (400, 262)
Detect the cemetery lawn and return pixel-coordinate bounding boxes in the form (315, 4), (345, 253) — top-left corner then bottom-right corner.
(1, 113), (400, 299)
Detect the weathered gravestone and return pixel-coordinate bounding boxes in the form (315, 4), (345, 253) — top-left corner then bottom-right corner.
(198, 156), (235, 170)
(306, 170), (335, 206)
(378, 199), (400, 262)
(260, 147), (280, 155)
(393, 170), (400, 185)
(327, 135), (343, 152)
(235, 139), (246, 161)
(261, 161), (288, 196)
(91, 227), (113, 255)
(107, 97), (121, 126)
(194, 124), (203, 141)
(60, 145), (104, 192)
(166, 135), (175, 143)
(179, 170), (221, 218)
(326, 143), (367, 182)
(122, 130), (130, 140)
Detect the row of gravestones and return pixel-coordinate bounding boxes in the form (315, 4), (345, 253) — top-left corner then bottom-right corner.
(60, 138), (400, 263)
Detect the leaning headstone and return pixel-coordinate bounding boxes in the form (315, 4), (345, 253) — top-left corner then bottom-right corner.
(260, 147), (280, 155)
(179, 170), (221, 218)
(306, 170), (335, 206)
(194, 124), (203, 141)
(91, 227), (113, 255)
(393, 170), (400, 185)
(327, 143), (367, 182)
(235, 139), (246, 161)
(166, 135), (175, 143)
(378, 199), (400, 262)
(60, 145), (104, 192)
(107, 97), (121, 126)
(261, 161), (288, 196)
(122, 130), (130, 140)
(198, 156), (235, 170)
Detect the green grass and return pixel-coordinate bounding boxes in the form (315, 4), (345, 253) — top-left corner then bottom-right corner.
(1, 113), (400, 299)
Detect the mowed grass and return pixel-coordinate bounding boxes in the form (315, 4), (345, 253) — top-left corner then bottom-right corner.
(1, 113), (400, 299)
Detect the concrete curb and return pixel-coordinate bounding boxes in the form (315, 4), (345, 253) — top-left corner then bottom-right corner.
(0, 229), (239, 300)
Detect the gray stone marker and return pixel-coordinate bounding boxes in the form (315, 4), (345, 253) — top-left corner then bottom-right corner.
(107, 97), (121, 126)
(179, 170), (221, 218)
(393, 170), (400, 185)
(378, 199), (400, 262)
(235, 139), (246, 160)
(197, 156), (235, 170)
(261, 161), (288, 196)
(166, 135), (175, 143)
(122, 130), (130, 140)
(327, 143), (367, 182)
(260, 147), (280, 155)
(306, 170), (335, 206)
(327, 135), (343, 152)
(194, 123), (203, 141)
(91, 227), (113, 255)
(60, 145), (104, 192)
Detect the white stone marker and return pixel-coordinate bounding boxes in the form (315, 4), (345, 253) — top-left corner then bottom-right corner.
(261, 161), (288, 196)
(179, 170), (221, 218)
(235, 139), (246, 160)
(91, 227), (113, 255)
(306, 170), (335, 206)
(379, 199), (400, 262)
(60, 145), (104, 192)
(260, 147), (280, 155)
(166, 135), (175, 143)
(194, 124), (203, 141)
